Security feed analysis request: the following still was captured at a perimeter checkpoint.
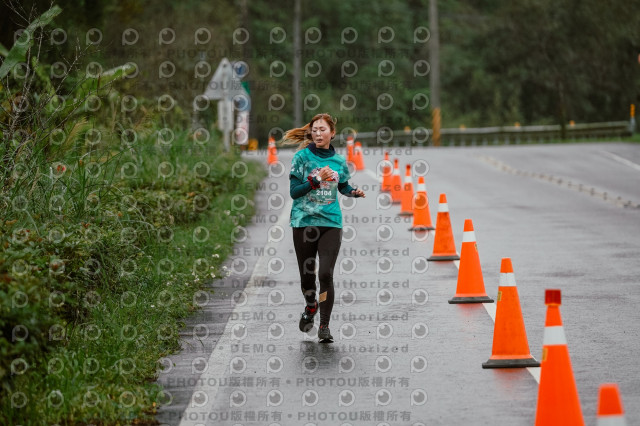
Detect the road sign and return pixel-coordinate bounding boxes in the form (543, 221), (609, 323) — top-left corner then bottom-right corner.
(235, 110), (249, 145)
(203, 58), (245, 101)
(201, 58), (251, 151)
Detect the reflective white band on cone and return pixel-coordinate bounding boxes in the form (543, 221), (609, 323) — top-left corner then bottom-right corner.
(597, 415), (627, 426)
(499, 272), (516, 287)
(417, 184), (426, 192)
(543, 325), (567, 345)
(462, 231), (476, 242)
(438, 203), (449, 213)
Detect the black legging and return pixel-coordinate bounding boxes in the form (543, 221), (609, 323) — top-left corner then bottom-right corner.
(292, 226), (342, 326)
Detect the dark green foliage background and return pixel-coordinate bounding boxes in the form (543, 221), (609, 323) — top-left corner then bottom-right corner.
(3, 0), (638, 142)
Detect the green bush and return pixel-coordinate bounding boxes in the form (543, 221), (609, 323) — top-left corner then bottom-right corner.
(0, 142), (266, 423)
(1, 6), (267, 423)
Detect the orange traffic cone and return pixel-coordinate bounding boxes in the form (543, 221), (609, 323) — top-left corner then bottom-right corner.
(390, 159), (402, 204)
(427, 194), (460, 261)
(267, 136), (278, 165)
(597, 384), (626, 426)
(409, 177), (434, 231)
(483, 258), (539, 367)
(381, 152), (392, 192)
(354, 142), (365, 170)
(535, 289), (584, 426)
(399, 165), (414, 216)
(346, 136), (355, 164)
(448, 219), (493, 303)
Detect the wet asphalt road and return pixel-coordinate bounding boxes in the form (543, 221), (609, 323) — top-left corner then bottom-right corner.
(156, 142), (640, 426)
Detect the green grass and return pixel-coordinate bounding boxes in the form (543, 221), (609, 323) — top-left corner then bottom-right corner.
(0, 9), (270, 423)
(0, 129), (267, 424)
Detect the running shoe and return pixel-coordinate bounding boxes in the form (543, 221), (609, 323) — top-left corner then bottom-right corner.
(318, 324), (333, 342)
(299, 301), (318, 333)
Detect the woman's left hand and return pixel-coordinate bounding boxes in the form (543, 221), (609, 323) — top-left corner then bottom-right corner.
(352, 188), (366, 198)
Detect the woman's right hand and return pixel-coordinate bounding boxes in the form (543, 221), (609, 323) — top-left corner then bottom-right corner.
(318, 166), (333, 181)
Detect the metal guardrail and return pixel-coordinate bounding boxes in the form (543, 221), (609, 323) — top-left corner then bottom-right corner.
(345, 121), (633, 147)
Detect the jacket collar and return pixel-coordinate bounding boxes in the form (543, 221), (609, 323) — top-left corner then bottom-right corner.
(307, 142), (335, 156)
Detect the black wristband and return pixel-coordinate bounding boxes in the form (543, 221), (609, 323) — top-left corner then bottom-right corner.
(307, 175), (320, 189)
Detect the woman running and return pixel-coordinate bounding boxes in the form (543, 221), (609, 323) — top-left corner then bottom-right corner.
(284, 113), (365, 342)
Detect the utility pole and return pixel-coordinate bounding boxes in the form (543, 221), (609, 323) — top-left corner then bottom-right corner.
(429, 0), (441, 146)
(293, 0), (302, 127)
(239, 0), (255, 141)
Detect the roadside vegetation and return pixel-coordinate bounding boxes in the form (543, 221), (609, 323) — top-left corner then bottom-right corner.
(0, 6), (265, 424)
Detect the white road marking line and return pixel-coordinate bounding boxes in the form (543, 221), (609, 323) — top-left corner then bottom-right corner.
(178, 198), (293, 426)
(363, 168), (380, 182)
(483, 300), (497, 322)
(527, 366), (541, 382)
(451, 257), (541, 383)
(601, 150), (640, 172)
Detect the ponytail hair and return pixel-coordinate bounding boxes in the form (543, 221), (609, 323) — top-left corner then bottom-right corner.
(281, 113), (337, 150)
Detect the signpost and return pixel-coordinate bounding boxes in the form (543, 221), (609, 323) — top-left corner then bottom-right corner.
(201, 58), (250, 151)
